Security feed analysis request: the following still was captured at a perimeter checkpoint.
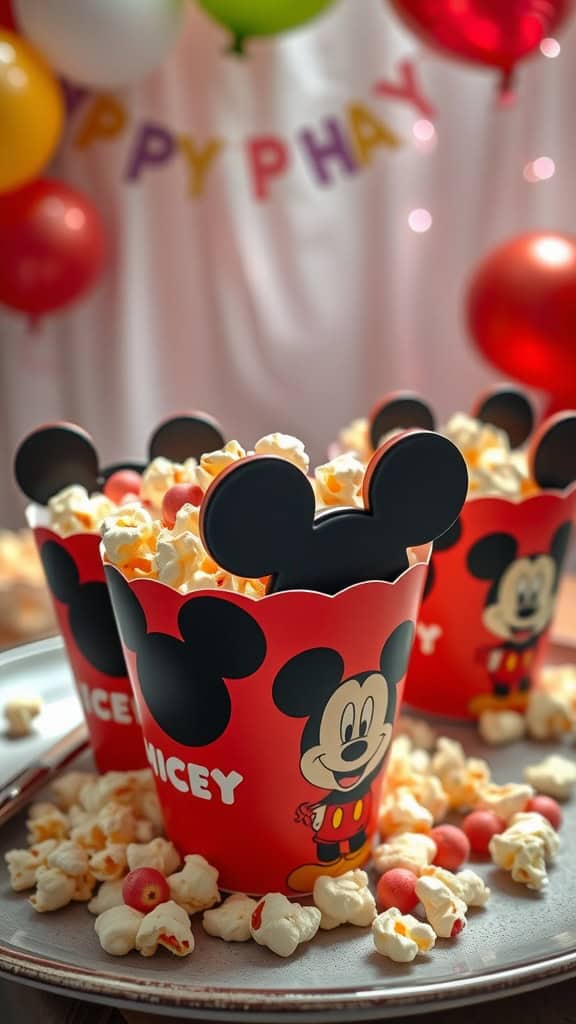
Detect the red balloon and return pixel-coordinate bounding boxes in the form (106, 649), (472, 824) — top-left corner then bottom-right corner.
(0, 178), (106, 315)
(0, 0), (16, 29)
(467, 232), (576, 401)
(389, 0), (572, 81)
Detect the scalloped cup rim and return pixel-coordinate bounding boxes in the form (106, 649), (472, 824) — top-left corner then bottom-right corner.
(100, 541), (433, 602)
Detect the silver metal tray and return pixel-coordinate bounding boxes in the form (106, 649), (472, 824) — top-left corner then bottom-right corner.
(0, 637), (574, 1021)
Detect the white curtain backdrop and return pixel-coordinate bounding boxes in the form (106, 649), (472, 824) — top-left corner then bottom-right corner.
(2, 0), (575, 525)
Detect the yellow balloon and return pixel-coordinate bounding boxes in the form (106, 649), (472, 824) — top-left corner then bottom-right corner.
(0, 31), (64, 193)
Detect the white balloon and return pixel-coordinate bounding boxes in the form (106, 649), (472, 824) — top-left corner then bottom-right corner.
(14, 0), (186, 89)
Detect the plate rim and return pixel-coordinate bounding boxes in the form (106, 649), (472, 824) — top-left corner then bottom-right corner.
(1, 637), (576, 1019)
(0, 940), (575, 1019)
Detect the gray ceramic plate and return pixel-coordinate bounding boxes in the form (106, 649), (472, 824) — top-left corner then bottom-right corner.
(0, 637), (575, 1021)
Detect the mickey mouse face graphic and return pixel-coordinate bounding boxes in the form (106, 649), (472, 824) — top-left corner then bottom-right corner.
(273, 622), (414, 794)
(299, 670), (392, 793)
(468, 523), (571, 644)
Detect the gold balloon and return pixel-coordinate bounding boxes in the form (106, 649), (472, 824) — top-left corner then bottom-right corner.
(0, 31), (64, 193)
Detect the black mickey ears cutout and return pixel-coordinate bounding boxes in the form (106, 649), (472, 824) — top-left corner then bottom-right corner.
(473, 385), (535, 450)
(201, 433), (468, 595)
(369, 392), (435, 452)
(363, 432), (468, 551)
(529, 412), (576, 491)
(14, 424), (100, 505)
(42, 542), (126, 677)
(201, 456), (316, 583)
(148, 413), (225, 464)
(379, 621), (415, 687)
(105, 567), (267, 747)
(15, 412), (227, 506)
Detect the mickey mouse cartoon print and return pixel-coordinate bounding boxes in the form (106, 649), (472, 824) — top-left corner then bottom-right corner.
(467, 523), (571, 709)
(273, 622), (415, 893)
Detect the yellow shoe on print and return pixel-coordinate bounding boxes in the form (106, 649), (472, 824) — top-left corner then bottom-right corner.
(344, 839), (371, 868)
(469, 691), (529, 715)
(287, 858), (343, 894)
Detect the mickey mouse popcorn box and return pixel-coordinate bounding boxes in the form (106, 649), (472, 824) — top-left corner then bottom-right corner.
(354, 393), (573, 720)
(104, 431), (468, 895)
(13, 414), (226, 773)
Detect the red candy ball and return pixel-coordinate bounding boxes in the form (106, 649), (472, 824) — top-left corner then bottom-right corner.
(461, 811), (507, 856)
(122, 867), (170, 913)
(526, 795), (563, 831)
(376, 868), (419, 914)
(161, 483), (204, 528)
(430, 824), (470, 870)
(103, 469), (142, 504)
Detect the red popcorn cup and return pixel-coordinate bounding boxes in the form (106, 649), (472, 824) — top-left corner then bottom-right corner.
(104, 430), (468, 894)
(14, 416), (226, 773)
(105, 561), (429, 896)
(404, 413), (576, 719)
(27, 511), (147, 772)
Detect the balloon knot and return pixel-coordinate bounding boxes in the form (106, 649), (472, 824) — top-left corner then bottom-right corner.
(498, 68), (516, 107)
(227, 32), (246, 57)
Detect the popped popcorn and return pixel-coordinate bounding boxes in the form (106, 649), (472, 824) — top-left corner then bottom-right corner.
(314, 453), (364, 509)
(415, 875), (467, 938)
(372, 907), (436, 962)
(69, 816), (106, 852)
(168, 854), (220, 914)
(5, 840), (59, 891)
(30, 866), (76, 912)
(72, 872), (97, 902)
(95, 905), (144, 956)
(524, 754), (576, 801)
(254, 433), (310, 474)
(78, 772), (141, 814)
(540, 664), (576, 708)
(441, 414), (509, 471)
(126, 838), (181, 876)
(27, 804), (68, 844)
(478, 710), (526, 746)
(202, 894), (258, 942)
(420, 866), (490, 908)
(88, 879), (125, 915)
(396, 716), (437, 751)
(97, 802), (138, 845)
(140, 458), (182, 511)
(48, 485), (115, 537)
(406, 775), (449, 823)
(337, 417), (371, 462)
(475, 783), (533, 822)
(89, 844), (128, 882)
(100, 504), (158, 578)
(135, 901), (194, 958)
(313, 870), (376, 930)
(525, 690), (575, 742)
(379, 787), (433, 836)
(47, 841), (90, 877)
(469, 447), (527, 498)
(154, 528), (205, 589)
(431, 739), (491, 809)
(249, 893), (321, 958)
(3, 695), (42, 737)
(52, 772), (98, 811)
(200, 441), (246, 478)
(489, 812), (559, 891)
(442, 759), (492, 811)
(373, 832), (437, 876)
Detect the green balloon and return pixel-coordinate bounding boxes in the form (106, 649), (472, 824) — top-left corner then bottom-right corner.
(197, 0), (338, 53)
